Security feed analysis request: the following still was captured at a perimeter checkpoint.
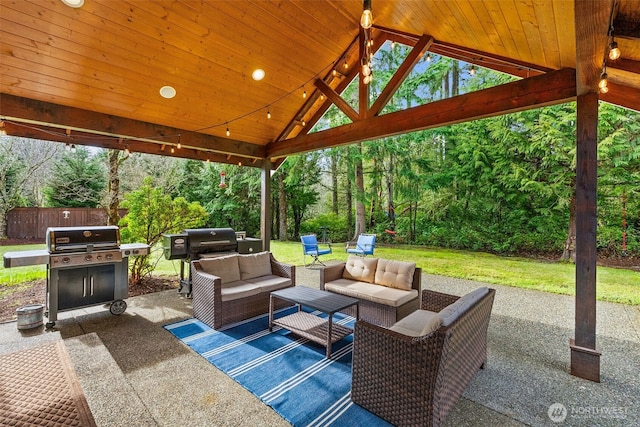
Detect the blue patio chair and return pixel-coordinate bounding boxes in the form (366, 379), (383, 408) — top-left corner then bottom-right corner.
(301, 234), (332, 268)
(346, 233), (376, 257)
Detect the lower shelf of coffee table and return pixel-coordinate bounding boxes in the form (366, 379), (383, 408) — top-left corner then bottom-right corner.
(272, 311), (353, 346)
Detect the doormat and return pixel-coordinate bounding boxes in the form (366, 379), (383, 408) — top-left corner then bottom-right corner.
(0, 340), (97, 427)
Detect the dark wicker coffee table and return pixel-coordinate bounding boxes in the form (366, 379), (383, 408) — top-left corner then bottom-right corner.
(269, 286), (359, 358)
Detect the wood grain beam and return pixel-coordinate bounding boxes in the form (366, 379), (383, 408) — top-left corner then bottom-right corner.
(0, 93), (265, 160)
(614, 16), (640, 39)
(373, 26), (550, 79)
(608, 57), (640, 74)
(267, 68), (577, 159)
(369, 34), (433, 117)
(314, 79), (359, 122)
(1, 121), (264, 168)
(574, 0), (611, 95)
(600, 81), (640, 112)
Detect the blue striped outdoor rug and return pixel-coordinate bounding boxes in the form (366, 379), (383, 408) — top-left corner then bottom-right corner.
(164, 308), (390, 427)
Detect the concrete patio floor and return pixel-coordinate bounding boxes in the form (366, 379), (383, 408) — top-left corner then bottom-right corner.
(1, 264), (638, 426)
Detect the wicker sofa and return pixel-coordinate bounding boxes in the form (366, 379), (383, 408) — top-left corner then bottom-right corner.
(351, 287), (496, 427)
(320, 255), (421, 327)
(191, 252), (295, 329)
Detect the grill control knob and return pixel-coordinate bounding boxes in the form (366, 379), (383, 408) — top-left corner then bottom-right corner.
(85, 254), (93, 262)
(106, 253), (113, 260)
(62, 257), (71, 264)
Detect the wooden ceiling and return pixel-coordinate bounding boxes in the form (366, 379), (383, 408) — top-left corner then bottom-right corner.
(1, 0), (639, 168)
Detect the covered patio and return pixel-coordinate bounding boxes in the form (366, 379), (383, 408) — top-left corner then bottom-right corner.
(2, 0), (640, 386)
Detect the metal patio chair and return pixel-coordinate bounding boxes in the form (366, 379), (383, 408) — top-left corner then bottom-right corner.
(301, 234), (332, 268)
(346, 233), (376, 257)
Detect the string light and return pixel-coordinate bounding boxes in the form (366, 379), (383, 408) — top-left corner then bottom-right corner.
(599, 67), (609, 93)
(267, 109), (271, 119)
(226, 124), (230, 136)
(0, 120), (6, 136)
(303, 89), (307, 99)
(469, 64), (476, 76)
(426, 53), (432, 62)
(360, 0), (372, 29)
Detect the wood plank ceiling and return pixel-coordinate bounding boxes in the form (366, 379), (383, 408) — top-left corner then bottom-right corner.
(1, 0), (639, 168)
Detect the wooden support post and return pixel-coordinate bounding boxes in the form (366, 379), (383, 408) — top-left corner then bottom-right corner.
(261, 159), (272, 252)
(571, 91), (600, 382)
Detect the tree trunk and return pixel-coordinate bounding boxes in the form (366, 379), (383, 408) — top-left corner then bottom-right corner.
(561, 191), (577, 263)
(387, 153), (395, 230)
(346, 162), (353, 238)
(106, 149), (122, 226)
(278, 172), (287, 241)
(354, 143), (366, 239)
(331, 151), (339, 215)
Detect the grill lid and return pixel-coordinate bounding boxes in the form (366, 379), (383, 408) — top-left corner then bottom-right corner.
(185, 228), (237, 253)
(46, 226), (121, 253)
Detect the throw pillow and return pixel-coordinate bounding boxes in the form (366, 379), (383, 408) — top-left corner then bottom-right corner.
(343, 255), (378, 283)
(238, 251), (272, 280)
(374, 259), (416, 290)
(199, 255), (241, 284)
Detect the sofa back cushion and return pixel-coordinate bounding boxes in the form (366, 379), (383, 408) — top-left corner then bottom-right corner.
(343, 255), (378, 283)
(439, 287), (489, 327)
(238, 251), (272, 280)
(374, 259), (416, 290)
(198, 255), (241, 284)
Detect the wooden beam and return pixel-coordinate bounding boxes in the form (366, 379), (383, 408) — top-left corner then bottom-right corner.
(260, 159), (272, 252)
(571, 91), (601, 383)
(369, 34), (433, 117)
(373, 26), (551, 79)
(608, 57), (640, 74)
(0, 93), (265, 160)
(267, 68), (577, 159)
(570, 0), (610, 383)
(1, 121), (264, 168)
(614, 16), (640, 39)
(574, 0), (610, 95)
(600, 81), (640, 112)
(314, 79), (359, 122)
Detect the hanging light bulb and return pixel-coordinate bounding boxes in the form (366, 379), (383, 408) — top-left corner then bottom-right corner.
(598, 71), (608, 92)
(360, 0), (372, 29)
(470, 64), (476, 76)
(125, 146), (130, 155)
(362, 62), (371, 77)
(609, 40), (621, 61)
(332, 69), (337, 77)
(267, 109), (271, 119)
(344, 60), (348, 69)
(219, 171), (227, 188)
(0, 120), (6, 136)
(303, 90), (307, 99)
(426, 53), (432, 62)
(226, 124), (230, 137)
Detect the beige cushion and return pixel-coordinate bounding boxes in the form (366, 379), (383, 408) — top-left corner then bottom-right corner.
(343, 256), (378, 283)
(325, 279), (418, 308)
(389, 309), (442, 337)
(439, 287), (489, 327)
(247, 275), (292, 293)
(197, 255), (240, 284)
(374, 259), (416, 290)
(238, 251), (272, 280)
(220, 280), (260, 302)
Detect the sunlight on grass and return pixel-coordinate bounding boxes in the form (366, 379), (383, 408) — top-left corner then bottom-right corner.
(2, 241), (638, 305)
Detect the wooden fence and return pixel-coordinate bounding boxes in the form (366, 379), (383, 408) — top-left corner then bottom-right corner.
(6, 208), (127, 240)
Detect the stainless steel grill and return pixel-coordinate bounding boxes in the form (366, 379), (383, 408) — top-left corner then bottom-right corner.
(162, 228), (262, 296)
(4, 226), (149, 329)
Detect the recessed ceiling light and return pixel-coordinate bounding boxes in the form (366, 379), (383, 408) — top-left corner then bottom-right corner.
(252, 69), (265, 81)
(160, 85), (176, 99)
(61, 0), (84, 8)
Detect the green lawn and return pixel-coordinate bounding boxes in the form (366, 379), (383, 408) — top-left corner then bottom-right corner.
(2, 241), (638, 305)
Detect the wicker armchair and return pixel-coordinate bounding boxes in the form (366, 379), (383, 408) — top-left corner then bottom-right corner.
(351, 288), (496, 427)
(191, 253), (295, 329)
